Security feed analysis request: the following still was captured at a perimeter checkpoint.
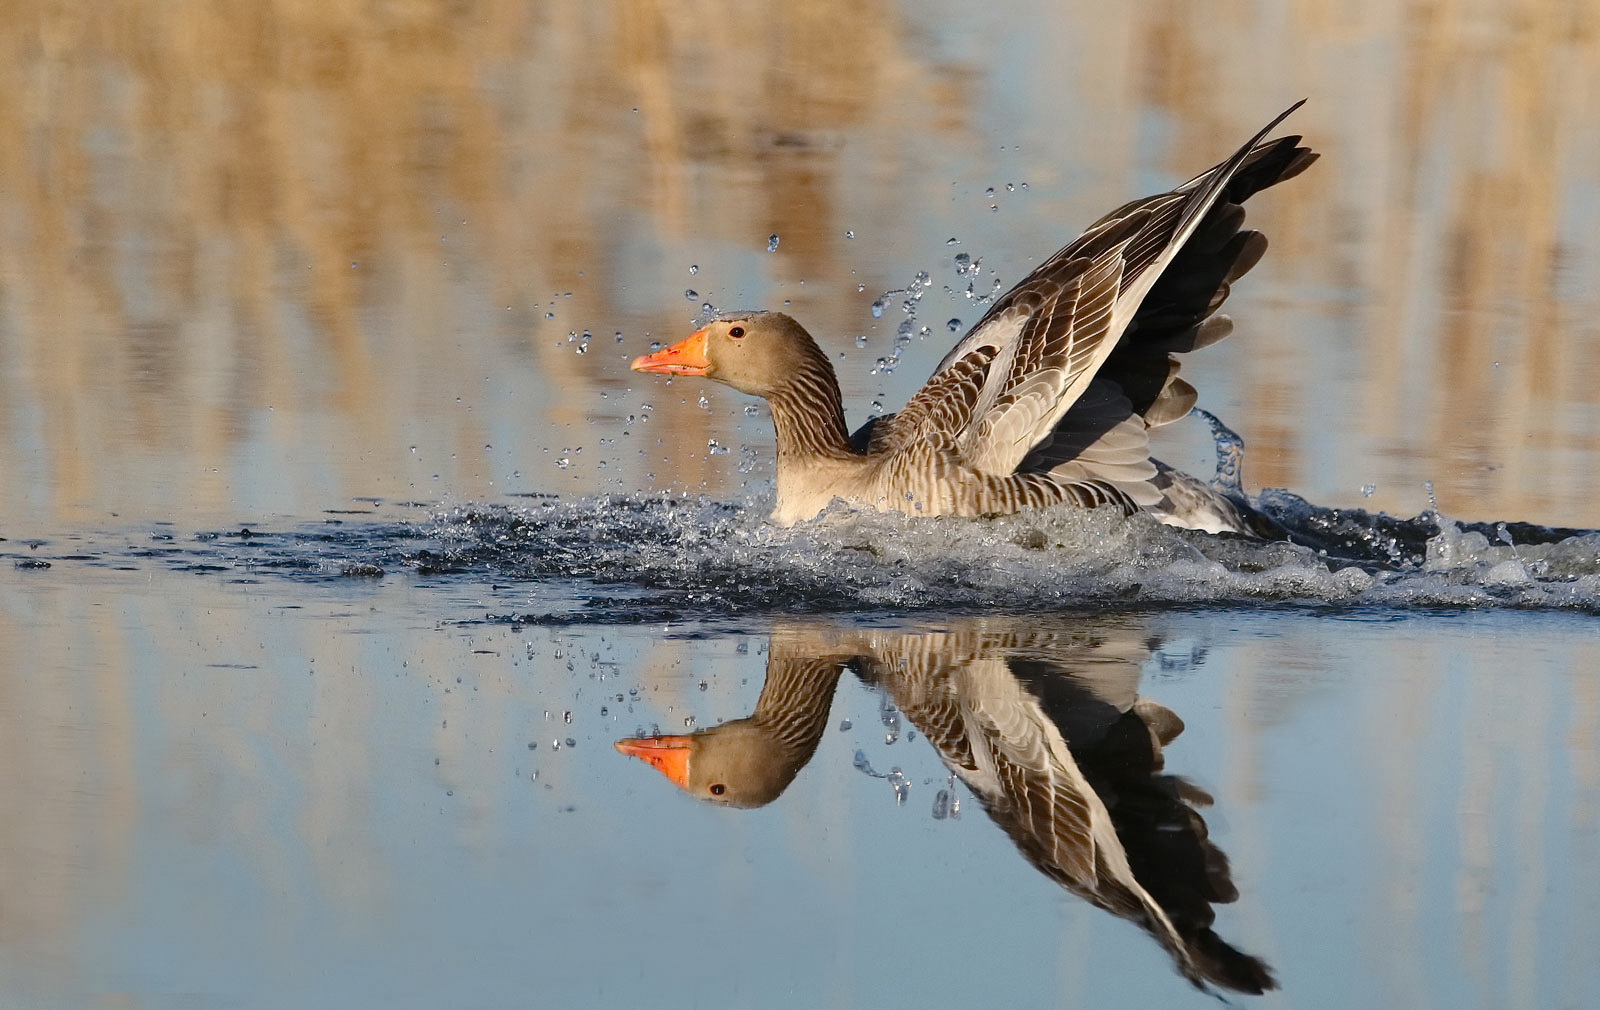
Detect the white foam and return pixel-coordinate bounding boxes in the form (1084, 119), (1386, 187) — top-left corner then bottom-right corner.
(430, 495), (1600, 615)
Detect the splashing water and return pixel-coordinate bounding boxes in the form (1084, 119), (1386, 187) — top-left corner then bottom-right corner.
(424, 493), (1600, 620)
(852, 749), (911, 804)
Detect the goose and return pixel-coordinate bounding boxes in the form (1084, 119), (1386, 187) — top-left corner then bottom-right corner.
(632, 103), (1317, 530)
(615, 618), (1275, 995)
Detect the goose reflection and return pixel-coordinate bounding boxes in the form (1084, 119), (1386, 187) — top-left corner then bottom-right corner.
(616, 617), (1274, 995)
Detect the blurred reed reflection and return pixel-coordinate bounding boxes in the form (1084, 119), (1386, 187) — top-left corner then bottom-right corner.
(0, 0), (1596, 528)
(616, 615), (1275, 994)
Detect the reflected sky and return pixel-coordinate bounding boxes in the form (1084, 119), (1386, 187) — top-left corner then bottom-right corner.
(2, 575), (1596, 1008)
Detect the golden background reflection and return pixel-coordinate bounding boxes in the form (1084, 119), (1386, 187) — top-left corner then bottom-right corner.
(0, 1), (1596, 528)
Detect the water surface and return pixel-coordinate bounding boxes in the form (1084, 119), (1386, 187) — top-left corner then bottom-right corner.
(2, 2), (1599, 1008)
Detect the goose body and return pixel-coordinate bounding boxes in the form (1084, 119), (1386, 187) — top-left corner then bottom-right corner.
(633, 104), (1317, 530)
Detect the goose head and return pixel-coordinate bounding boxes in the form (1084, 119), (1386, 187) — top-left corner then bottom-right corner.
(630, 312), (823, 398)
(614, 719), (804, 808)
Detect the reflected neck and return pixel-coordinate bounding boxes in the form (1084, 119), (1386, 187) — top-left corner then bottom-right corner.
(750, 656), (849, 760)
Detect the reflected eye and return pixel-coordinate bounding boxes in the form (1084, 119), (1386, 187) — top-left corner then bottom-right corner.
(727, 326), (746, 339)
(710, 784), (726, 795)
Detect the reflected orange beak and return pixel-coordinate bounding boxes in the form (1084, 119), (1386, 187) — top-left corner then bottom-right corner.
(630, 330), (712, 376)
(614, 735), (694, 789)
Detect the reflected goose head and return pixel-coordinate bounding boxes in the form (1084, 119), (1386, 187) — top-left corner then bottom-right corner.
(630, 312), (822, 397)
(614, 720), (804, 808)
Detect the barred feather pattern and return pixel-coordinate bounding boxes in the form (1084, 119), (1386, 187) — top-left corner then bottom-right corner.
(749, 654), (852, 754)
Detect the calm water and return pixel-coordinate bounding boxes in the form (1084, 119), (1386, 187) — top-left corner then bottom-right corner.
(2, 2), (1599, 1008)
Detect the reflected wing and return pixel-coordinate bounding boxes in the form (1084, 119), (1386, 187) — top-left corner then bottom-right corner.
(851, 617), (1275, 995)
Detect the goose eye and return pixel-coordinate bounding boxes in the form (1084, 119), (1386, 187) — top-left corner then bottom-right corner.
(709, 783), (726, 795)
(727, 326), (745, 339)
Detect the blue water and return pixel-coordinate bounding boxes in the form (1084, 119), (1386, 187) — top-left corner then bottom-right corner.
(3, 555), (1595, 1007)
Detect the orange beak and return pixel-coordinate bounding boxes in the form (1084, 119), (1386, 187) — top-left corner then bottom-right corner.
(630, 329), (712, 376)
(614, 735), (694, 789)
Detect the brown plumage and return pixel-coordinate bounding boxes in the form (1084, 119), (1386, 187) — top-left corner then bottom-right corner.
(633, 103), (1317, 529)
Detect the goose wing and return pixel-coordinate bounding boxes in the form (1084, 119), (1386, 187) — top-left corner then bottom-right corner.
(869, 102), (1308, 480)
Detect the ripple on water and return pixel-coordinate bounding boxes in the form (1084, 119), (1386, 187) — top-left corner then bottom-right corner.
(9, 494), (1595, 617)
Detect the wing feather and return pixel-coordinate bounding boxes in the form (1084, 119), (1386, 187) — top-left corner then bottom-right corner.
(872, 102), (1307, 480)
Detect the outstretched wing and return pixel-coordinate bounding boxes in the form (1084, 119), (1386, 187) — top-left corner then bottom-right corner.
(868, 101), (1309, 480)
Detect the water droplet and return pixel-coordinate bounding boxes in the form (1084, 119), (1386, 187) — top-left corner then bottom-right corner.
(688, 264), (699, 275)
(880, 697), (902, 744)
(1005, 182), (1015, 192)
(984, 187), (995, 198)
(684, 289), (698, 300)
(870, 298), (887, 318)
(845, 230), (855, 239)
(855, 335), (868, 348)
(707, 439), (730, 455)
(563, 711), (573, 724)
(545, 311), (555, 320)
(767, 234), (780, 252)
(1361, 484), (1376, 498)
(838, 719), (853, 731)
(947, 318), (963, 332)
(743, 404), (759, 416)
(856, 283), (866, 292)
(946, 237), (960, 245)
(954, 252), (972, 274)
(697, 395), (711, 410)
(683, 716), (696, 729)
(565, 737), (576, 749)
(527, 741), (538, 750)
(887, 768), (910, 804)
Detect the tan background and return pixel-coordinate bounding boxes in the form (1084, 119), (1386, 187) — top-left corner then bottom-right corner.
(1, 0), (1596, 530)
